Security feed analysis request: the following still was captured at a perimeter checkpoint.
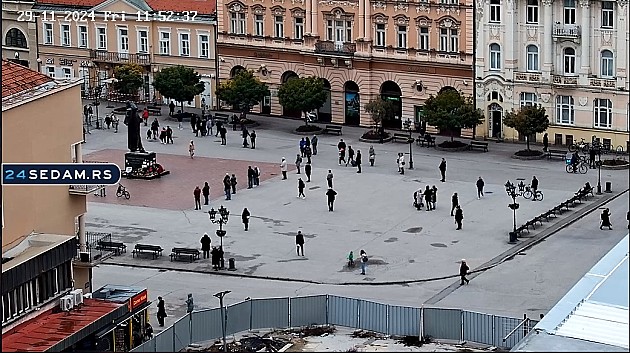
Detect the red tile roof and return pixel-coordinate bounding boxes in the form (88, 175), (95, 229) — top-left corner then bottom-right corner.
(2, 299), (123, 352)
(2, 60), (53, 99)
(36, 0), (216, 13)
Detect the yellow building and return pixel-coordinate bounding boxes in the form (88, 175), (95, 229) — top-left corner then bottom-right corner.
(33, 0), (217, 108)
(2, 0), (39, 69)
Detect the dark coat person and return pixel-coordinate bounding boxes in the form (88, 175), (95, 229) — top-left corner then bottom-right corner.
(295, 230), (305, 256)
(454, 206), (464, 230)
(459, 260), (470, 285)
(247, 166), (256, 189)
(304, 163), (312, 182)
(298, 178), (306, 198)
(355, 150), (362, 173)
(600, 208), (612, 230)
(476, 177), (485, 199)
(211, 247), (219, 270)
(202, 182), (210, 205)
(156, 297), (167, 326)
(193, 186), (202, 210)
(200, 233), (211, 258)
(242, 208), (251, 231)
(450, 193), (459, 216)
(542, 133), (549, 152)
(326, 188), (337, 212)
(439, 158), (447, 182)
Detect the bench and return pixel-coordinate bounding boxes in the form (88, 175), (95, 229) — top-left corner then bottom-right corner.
(392, 133), (411, 143)
(468, 140), (489, 152)
(416, 136), (436, 148)
(170, 247), (200, 262)
(213, 113), (231, 124)
(547, 149), (566, 160)
(322, 125), (342, 135)
(147, 108), (162, 116)
(95, 241), (127, 255)
(132, 244), (163, 259)
(515, 225), (528, 236)
(576, 187), (595, 199)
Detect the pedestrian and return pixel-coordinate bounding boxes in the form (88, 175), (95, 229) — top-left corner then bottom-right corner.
(169, 101), (176, 116)
(232, 114), (239, 131)
(219, 126), (227, 145)
(295, 230), (305, 256)
(346, 146), (355, 167)
(305, 136), (311, 150)
(147, 128), (152, 140)
(254, 166), (261, 186)
(326, 187), (337, 211)
(230, 174), (238, 194)
(542, 133), (549, 152)
(476, 177), (485, 199)
(360, 250), (368, 275)
(177, 113), (184, 130)
(459, 259), (470, 285)
(242, 126), (249, 148)
(531, 176), (539, 201)
(250, 130), (257, 149)
(304, 145), (312, 164)
(338, 139), (347, 165)
(247, 166), (255, 189)
(159, 127), (167, 144)
(413, 189), (422, 210)
(326, 170), (333, 188)
(431, 185), (438, 210)
(189, 140), (195, 158)
(454, 205), (464, 230)
(295, 154), (303, 174)
(369, 146), (375, 166)
(298, 178), (306, 198)
(207, 114), (214, 136)
(242, 207), (250, 231)
(211, 247), (219, 270)
(450, 192), (459, 216)
(424, 185), (433, 211)
(200, 233), (211, 259)
(305, 162), (312, 182)
(142, 107), (149, 126)
(299, 138), (307, 157)
(311, 135), (318, 155)
(600, 208), (613, 230)
(589, 147), (597, 169)
(190, 114), (197, 134)
(166, 126), (174, 144)
(355, 150), (362, 173)
(193, 186), (202, 210)
(215, 121), (222, 136)
(151, 118), (159, 139)
(202, 181), (210, 205)
(398, 153), (405, 174)
(156, 297), (167, 327)
(347, 251), (354, 267)
(439, 158), (447, 182)
(570, 152), (579, 173)
(196, 118), (203, 137)
(280, 157), (288, 180)
(223, 173), (232, 200)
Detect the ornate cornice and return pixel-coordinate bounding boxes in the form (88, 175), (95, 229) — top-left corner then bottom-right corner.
(227, 1), (248, 13)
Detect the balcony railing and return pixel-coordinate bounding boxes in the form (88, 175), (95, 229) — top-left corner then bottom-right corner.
(89, 50), (151, 65)
(69, 184), (106, 195)
(514, 72), (542, 82)
(314, 41), (356, 55)
(589, 78), (617, 88)
(552, 24), (581, 39)
(552, 75), (578, 85)
(75, 231), (114, 263)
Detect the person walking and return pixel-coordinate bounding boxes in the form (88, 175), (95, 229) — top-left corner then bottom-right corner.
(159, 127), (167, 144)
(200, 233), (211, 259)
(151, 118), (160, 139)
(338, 139), (347, 165)
(600, 208), (613, 230)
(242, 208), (251, 231)
(230, 174), (238, 194)
(589, 147), (597, 169)
(305, 162), (312, 182)
(166, 126), (174, 144)
(223, 174), (232, 200)
(346, 146), (355, 167)
(369, 146), (375, 166)
(542, 133), (549, 152)
(189, 140), (195, 159)
(295, 230), (305, 256)
(241, 126), (250, 148)
(142, 107), (149, 126)
(202, 182), (210, 205)
(298, 178), (306, 198)
(299, 138), (307, 157)
(326, 188), (337, 211)
(247, 166), (255, 189)
(439, 158), (447, 182)
(193, 186), (202, 210)
(531, 176), (539, 201)
(280, 157), (288, 180)
(207, 115), (214, 136)
(326, 170), (333, 188)
(219, 125), (227, 145)
(254, 166), (261, 187)
(295, 154), (303, 174)
(459, 259), (470, 285)
(476, 177), (485, 199)
(360, 250), (368, 275)
(355, 150), (362, 173)
(177, 112), (184, 130)
(169, 101), (176, 116)
(398, 153), (405, 174)
(431, 185), (438, 210)
(454, 205), (464, 230)
(424, 185), (433, 211)
(156, 297), (167, 327)
(311, 135), (318, 155)
(347, 251), (354, 267)
(250, 130), (257, 149)
(450, 193), (459, 216)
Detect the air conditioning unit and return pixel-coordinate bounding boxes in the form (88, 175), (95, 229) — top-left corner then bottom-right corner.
(60, 295), (74, 311)
(71, 289), (84, 306)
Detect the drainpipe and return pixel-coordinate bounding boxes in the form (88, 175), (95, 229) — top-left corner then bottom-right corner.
(214, 15), (220, 111)
(471, 0), (478, 139)
(75, 143), (87, 252)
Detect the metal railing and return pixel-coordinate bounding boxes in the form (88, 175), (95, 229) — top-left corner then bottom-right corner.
(89, 50), (151, 65)
(76, 231), (113, 262)
(69, 184), (106, 195)
(552, 24), (581, 38)
(314, 41), (357, 55)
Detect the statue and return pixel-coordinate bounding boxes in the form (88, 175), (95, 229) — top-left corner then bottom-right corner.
(123, 101), (145, 152)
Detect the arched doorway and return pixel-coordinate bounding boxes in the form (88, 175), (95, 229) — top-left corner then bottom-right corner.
(317, 79), (332, 123)
(380, 81), (402, 129)
(489, 103), (503, 138)
(230, 65), (246, 78)
(5, 28), (27, 48)
(344, 81), (360, 126)
(280, 71), (301, 118)
(439, 86), (457, 94)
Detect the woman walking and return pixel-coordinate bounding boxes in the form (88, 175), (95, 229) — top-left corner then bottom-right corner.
(600, 208), (612, 230)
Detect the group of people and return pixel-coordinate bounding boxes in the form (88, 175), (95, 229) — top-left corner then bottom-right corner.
(199, 233), (226, 270)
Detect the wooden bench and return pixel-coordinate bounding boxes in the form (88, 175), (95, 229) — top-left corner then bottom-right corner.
(416, 136), (436, 147)
(95, 241), (127, 255)
(547, 149), (566, 160)
(170, 247), (200, 262)
(132, 244), (163, 259)
(213, 113), (231, 124)
(392, 133), (411, 143)
(469, 140), (489, 152)
(322, 125), (342, 135)
(147, 107), (162, 116)
(515, 225), (528, 236)
(576, 187), (595, 199)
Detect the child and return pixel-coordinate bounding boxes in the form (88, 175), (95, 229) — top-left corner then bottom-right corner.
(189, 140), (195, 158)
(146, 129), (152, 140)
(347, 251), (354, 267)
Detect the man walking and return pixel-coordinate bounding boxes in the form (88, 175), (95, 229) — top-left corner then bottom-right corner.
(450, 192), (459, 216)
(531, 176), (539, 201)
(346, 146), (355, 167)
(169, 101), (175, 116)
(157, 297), (167, 326)
(311, 135), (318, 155)
(250, 130), (257, 149)
(280, 157), (288, 180)
(305, 162), (312, 182)
(369, 146), (376, 166)
(542, 133), (549, 152)
(454, 205), (464, 230)
(298, 178), (306, 198)
(295, 230), (305, 256)
(459, 259), (470, 285)
(326, 188), (337, 211)
(202, 182), (210, 205)
(200, 233), (211, 258)
(476, 177), (485, 199)
(326, 170), (334, 188)
(360, 250), (368, 275)
(242, 126), (250, 148)
(247, 166), (255, 189)
(223, 174), (232, 200)
(338, 139), (347, 165)
(242, 208), (251, 231)
(439, 158), (447, 182)
(355, 150), (362, 173)
(398, 153), (405, 174)
(219, 125), (227, 145)
(295, 154), (303, 174)
(193, 186), (202, 210)
(230, 174), (238, 194)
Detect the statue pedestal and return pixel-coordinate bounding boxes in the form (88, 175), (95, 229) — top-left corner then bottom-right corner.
(122, 151), (170, 180)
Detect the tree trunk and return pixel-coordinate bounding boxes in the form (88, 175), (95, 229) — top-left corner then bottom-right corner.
(450, 130), (454, 142)
(303, 111), (309, 126)
(526, 136), (530, 150)
(180, 101), (185, 113)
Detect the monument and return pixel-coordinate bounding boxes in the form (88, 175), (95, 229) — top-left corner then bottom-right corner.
(122, 101), (170, 179)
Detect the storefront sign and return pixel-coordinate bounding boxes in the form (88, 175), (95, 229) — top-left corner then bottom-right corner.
(407, 66), (435, 74)
(45, 58), (54, 64)
(254, 51), (277, 59)
(59, 58), (77, 66)
(129, 289), (148, 310)
(80, 61), (91, 67)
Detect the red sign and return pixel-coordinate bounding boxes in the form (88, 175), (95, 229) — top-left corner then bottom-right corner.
(129, 290), (148, 311)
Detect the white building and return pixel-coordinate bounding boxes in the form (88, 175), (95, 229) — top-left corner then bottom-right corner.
(475, 0), (629, 149)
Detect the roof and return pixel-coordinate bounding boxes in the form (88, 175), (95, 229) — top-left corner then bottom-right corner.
(35, 0), (216, 13)
(92, 284), (147, 303)
(1, 60), (53, 99)
(2, 298), (127, 352)
(511, 234), (629, 352)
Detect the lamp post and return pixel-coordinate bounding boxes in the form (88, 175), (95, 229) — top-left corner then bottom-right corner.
(504, 180), (520, 244)
(213, 290), (231, 352)
(208, 205), (230, 248)
(596, 147), (602, 195)
(403, 118), (415, 169)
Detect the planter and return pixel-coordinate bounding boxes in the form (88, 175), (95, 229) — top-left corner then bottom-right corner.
(294, 125), (323, 135)
(511, 149), (546, 160)
(359, 131), (393, 143)
(601, 159), (629, 170)
(435, 140), (469, 152)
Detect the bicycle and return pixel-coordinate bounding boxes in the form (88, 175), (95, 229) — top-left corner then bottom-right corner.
(568, 138), (590, 153)
(523, 185), (544, 201)
(116, 183), (130, 199)
(566, 160), (588, 174)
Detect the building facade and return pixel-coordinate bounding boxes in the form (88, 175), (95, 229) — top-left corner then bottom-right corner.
(217, 0), (475, 130)
(475, 0), (630, 147)
(2, 0), (38, 69)
(32, 0), (217, 108)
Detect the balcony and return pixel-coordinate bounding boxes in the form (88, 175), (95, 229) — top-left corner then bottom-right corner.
(552, 24), (581, 41)
(89, 50), (151, 65)
(69, 184), (106, 196)
(314, 41), (356, 56)
(552, 75), (578, 86)
(514, 72), (542, 83)
(589, 78), (617, 89)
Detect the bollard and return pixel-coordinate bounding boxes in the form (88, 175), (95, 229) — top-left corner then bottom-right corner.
(228, 258), (236, 271)
(605, 181), (612, 193)
(509, 232), (518, 244)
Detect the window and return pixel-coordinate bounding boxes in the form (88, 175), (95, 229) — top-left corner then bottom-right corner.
(255, 15), (264, 36)
(46, 66), (55, 77)
(346, 21), (352, 42)
(526, 45), (539, 71)
(118, 28), (129, 53)
(138, 29), (148, 53)
(594, 99), (612, 128)
(327, 20), (351, 43)
(397, 25), (407, 48)
(527, 0), (539, 23)
(230, 12), (246, 34)
(179, 32), (190, 56)
(564, 0), (576, 24)
(198, 34), (209, 58)
(490, 43), (502, 70)
(556, 95), (575, 124)
(601, 1), (614, 28)
(419, 27), (429, 50)
(61, 24), (71, 46)
(62, 67), (72, 78)
(295, 17), (304, 39)
(449, 29), (458, 52)
(159, 31), (170, 55)
(490, 0), (501, 22)
(44, 23), (53, 44)
(564, 47), (576, 74)
(375, 24), (386, 46)
(600, 50), (614, 77)
(78, 25), (88, 48)
(96, 27), (106, 49)
(520, 92), (538, 106)
(440, 28), (448, 51)
(6, 28), (28, 48)
(274, 16), (284, 38)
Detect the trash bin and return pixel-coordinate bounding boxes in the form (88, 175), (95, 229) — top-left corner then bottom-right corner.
(509, 232), (518, 244)
(605, 181), (612, 193)
(228, 258), (236, 271)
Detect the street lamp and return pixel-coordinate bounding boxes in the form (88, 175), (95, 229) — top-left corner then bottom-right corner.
(504, 180), (520, 244)
(208, 205), (230, 248)
(402, 118), (415, 169)
(213, 290), (231, 352)
(596, 147), (602, 195)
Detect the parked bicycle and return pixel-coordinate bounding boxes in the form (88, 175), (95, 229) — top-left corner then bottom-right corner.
(568, 138), (590, 153)
(116, 183), (130, 199)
